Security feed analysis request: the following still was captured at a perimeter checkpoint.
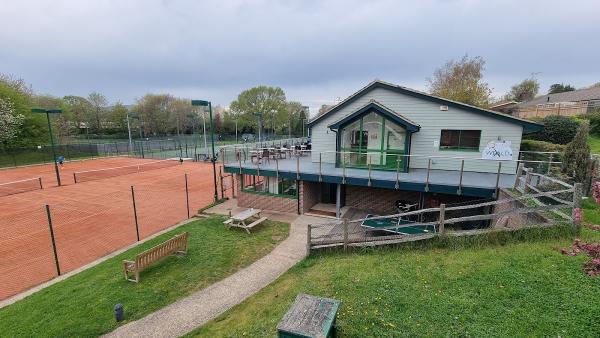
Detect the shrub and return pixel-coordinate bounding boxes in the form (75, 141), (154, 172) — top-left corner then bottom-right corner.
(520, 139), (565, 152)
(562, 122), (591, 184)
(525, 115), (579, 145)
(587, 111), (600, 136)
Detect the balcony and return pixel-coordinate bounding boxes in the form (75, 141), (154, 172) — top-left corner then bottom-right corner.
(221, 148), (560, 198)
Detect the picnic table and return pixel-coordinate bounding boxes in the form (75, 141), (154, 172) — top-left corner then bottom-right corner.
(224, 208), (267, 234)
(277, 293), (341, 338)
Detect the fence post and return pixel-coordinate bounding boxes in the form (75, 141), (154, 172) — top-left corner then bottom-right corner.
(185, 174), (190, 218)
(131, 186), (140, 241)
(514, 162), (524, 189)
(438, 203), (446, 236)
(45, 204), (61, 276)
(524, 168), (532, 193)
(231, 173), (236, 198)
(306, 224), (312, 256)
(343, 218), (349, 251)
(395, 158), (400, 189)
(572, 183), (583, 233)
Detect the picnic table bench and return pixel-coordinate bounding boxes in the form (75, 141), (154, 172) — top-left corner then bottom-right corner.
(277, 293), (341, 338)
(223, 208), (267, 234)
(122, 232), (188, 283)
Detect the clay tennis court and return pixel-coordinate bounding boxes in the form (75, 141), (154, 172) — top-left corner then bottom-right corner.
(0, 157), (231, 300)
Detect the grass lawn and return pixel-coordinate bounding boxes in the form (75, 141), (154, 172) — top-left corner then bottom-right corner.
(190, 205), (600, 337)
(0, 216), (289, 338)
(588, 135), (600, 154)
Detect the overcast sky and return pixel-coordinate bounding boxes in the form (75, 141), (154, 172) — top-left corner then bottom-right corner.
(1, 0), (599, 115)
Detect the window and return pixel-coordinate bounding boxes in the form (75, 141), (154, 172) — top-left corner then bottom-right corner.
(439, 130), (481, 151)
(242, 175), (297, 198)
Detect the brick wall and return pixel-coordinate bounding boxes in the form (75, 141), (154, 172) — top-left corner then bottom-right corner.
(301, 181), (321, 213)
(236, 174), (298, 214)
(345, 185), (420, 214)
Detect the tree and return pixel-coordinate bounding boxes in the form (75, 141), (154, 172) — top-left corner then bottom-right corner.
(548, 83), (575, 94)
(505, 77), (540, 102)
(0, 97), (24, 145)
(108, 102), (129, 133)
(562, 122), (591, 185)
(427, 55), (492, 107)
(87, 92), (108, 132)
(0, 75), (46, 147)
(229, 86), (288, 136)
(64, 95), (92, 133)
(133, 94), (173, 136)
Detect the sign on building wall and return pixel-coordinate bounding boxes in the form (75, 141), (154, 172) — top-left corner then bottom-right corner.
(482, 140), (513, 160)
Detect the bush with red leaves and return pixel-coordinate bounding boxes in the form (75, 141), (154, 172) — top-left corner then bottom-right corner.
(560, 239), (600, 276)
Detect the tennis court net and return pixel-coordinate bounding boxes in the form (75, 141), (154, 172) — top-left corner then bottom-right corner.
(0, 177), (43, 197)
(74, 159), (181, 183)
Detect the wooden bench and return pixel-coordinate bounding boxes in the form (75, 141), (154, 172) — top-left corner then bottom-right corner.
(122, 232), (188, 283)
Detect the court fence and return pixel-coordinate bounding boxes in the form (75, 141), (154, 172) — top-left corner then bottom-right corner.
(307, 167), (582, 252)
(0, 164), (235, 302)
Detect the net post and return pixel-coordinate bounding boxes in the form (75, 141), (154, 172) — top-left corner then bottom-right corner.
(38, 177), (43, 189)
(45, 204), (61, 276)
(185, 173), (190, 219)
(131, 186), (140, 241)
(73, 172), (77, 184)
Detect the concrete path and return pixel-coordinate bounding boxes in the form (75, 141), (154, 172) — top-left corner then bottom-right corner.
(105, 206), (325, 338)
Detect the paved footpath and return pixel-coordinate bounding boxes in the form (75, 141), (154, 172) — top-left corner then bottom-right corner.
(105, 212), (324, 338)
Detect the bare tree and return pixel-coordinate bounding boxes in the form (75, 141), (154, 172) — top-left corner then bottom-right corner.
(427, 55), (492, 107)
(87, 92), (108, 132)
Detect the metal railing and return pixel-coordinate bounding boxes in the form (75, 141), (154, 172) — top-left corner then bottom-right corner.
(221, 147), (565, 195)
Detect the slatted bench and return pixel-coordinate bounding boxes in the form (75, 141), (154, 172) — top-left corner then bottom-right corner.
(122, 232), (188, 283)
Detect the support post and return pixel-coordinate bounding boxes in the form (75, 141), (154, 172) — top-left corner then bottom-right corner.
(131, 186), (140, 241)
(319, 153), (322, 182)
(238, 151), (242, 174)
(494, 162), (502, 198)
(276, 157), (279, 180)
(306, 224), (312, 255)
(185, 174), (190, 218)
(342, 153), (346, 184)
(296, 156), (300, 180)
(343, 218), (349, 251)
(514, 162), (524, 189)
(425, 158), (431, 192)
(573, 183), (583, 233)
(45, 204), (61, 276)
(457, 159), (464, 195)
(336, 183), (341, 219)
(368, 157), (372, 187)
(73, 172), (77, 184)
(438, 203), (446, 236)
(395, 158), (400, 189)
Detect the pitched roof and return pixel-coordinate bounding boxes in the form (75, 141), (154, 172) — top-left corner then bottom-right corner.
(327, 100), (421, 132)
(308, 80), (543, 132)
(517, 86), (600, 108)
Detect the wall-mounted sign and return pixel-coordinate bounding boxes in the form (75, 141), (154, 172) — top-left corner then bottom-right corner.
(482, 140), (513, 160)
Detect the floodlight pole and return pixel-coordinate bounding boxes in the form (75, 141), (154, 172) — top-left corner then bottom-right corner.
(126, 113), (133, 153)
(33, 108), (62, 186)
(192, 100), (219, 203)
